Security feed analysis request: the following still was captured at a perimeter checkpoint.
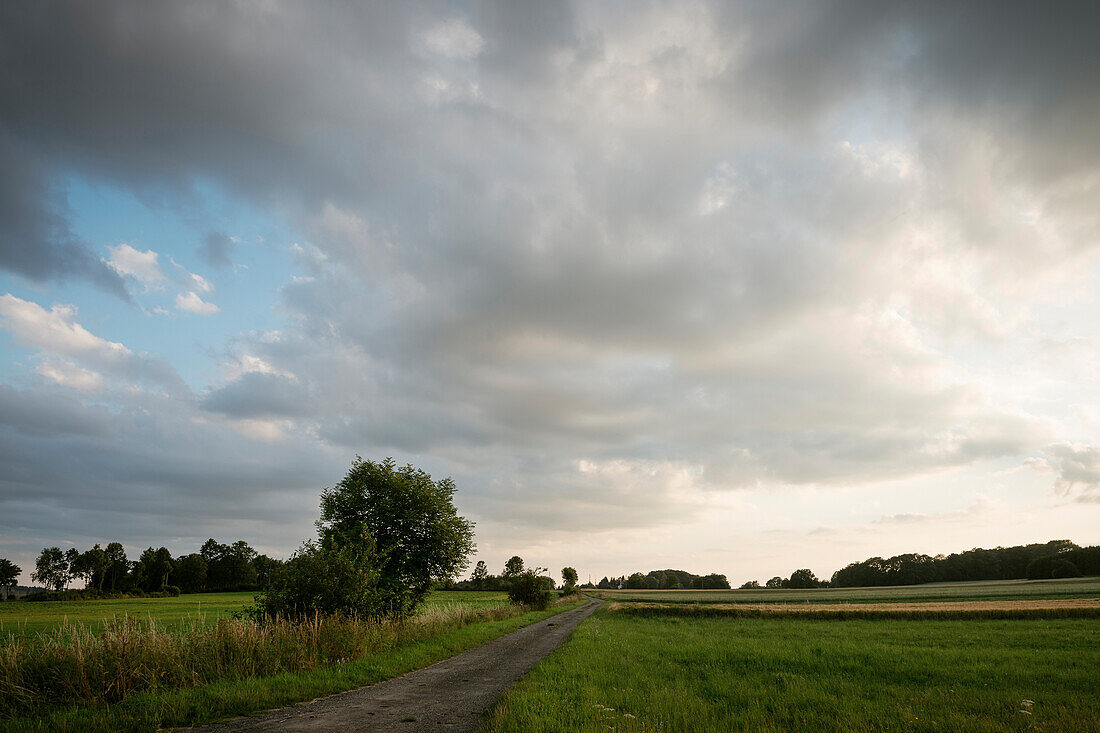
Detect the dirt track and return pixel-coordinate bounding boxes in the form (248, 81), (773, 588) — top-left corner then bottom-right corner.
(182, 597), (601, 732)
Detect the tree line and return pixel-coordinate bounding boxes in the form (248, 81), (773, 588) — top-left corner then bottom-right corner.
(20, 538), (283, 598)
(828, 540), (1099, 587)
(737, 539), (1100, 590)
(594, 569), (731, 590)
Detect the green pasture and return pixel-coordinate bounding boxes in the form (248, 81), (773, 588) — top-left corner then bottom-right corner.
(591, 576), (1100, 605)
(2, 598), (581, 732)
(484, 608), (1100, 732)
(0, 590), (508, 639)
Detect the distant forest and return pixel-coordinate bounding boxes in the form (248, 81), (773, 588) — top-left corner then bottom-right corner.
(19, 539), (282, 599)
(827, 539), (1100, 587)
(593, 569), (731, 590)
(594, 540), (1100, 593)
(740, 539), (1100, 590)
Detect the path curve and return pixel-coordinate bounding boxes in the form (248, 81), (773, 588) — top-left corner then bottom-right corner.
(182, 597), (602, 732)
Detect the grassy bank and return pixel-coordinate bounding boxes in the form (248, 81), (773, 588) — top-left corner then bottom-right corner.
(591, 576), (1100, 605)
(0, 589), (509, 639)
(1, 597), (578, 732)
(482, 608), (1100, 732)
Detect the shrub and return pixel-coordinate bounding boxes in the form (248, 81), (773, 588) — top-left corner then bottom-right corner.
(507, 568), (553, 610)
(248, 530), (383, 622)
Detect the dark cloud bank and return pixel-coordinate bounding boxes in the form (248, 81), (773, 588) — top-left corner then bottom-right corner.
(1, 1), (1099, 569)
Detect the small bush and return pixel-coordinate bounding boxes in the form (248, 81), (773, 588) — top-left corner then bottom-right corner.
(248, 531), (383, 622)
(507, 568), (553, 610)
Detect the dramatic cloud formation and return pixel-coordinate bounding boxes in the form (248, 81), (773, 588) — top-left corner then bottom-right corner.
(1, 1), (1098, 581)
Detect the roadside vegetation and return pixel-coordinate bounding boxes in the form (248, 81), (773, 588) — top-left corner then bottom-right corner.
(0, 597), (582, 732)
(483, 607), (1100, 732)
(0, 458), (587, 731)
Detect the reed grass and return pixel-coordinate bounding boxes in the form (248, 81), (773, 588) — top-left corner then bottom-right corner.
(0, 602), (518, 718)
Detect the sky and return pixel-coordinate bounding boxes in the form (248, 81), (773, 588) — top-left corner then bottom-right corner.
(2, 1), (1099, 587)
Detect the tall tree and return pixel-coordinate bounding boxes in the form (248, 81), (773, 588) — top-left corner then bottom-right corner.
(561, 566), (578, 592)
(103, 542), (129, 591)
(0, 559), (20, 599)
(80, 545), (110, 591)
(134, 547), (174, 591)
(502, 556), (524, 579)
(32, 547), (68, 591)
(317, 457), (476, 617)
(470, 560), (488, 590)
(64, 548), (81, 589)
(174, 553), (208, 593)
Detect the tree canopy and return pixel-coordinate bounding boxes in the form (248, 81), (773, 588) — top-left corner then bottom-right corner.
(314, 457), (476, 618)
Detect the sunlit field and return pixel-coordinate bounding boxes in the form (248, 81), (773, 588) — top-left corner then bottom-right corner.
(484, 606), (1100, 732)
(0, 590), (509, 639)
(591, 576), (1100, 605)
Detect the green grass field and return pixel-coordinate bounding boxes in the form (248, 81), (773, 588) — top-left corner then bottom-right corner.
(591, 576), (1100, 605)
(1, 597), (581, 732)
(0, 590), (509, 639)
(483, 608), (1100, 732)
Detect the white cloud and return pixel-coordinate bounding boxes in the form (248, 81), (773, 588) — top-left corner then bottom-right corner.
(189, 272), (213, 293)
(0, 293), (185, 393)
(222, 353), (296, 382)
(36, 359), (106, 392)
(107, 243), (165, 287)
(175, 291), (220, 315)
(0, 293), (130, 360)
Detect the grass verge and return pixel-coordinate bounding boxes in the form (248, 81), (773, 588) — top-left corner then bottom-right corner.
(481, 607), (1100, 732)
(1, 598), (581, 732)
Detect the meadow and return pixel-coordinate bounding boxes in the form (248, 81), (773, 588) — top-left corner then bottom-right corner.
(0, 589), (509, 639)
(0, 589), (555, 732)
(591, 576), (1100, 605)
(483, 608), (1100, 732)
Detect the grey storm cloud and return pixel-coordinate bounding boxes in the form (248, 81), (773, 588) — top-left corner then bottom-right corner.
(201, 372), (315, 420)
(0, 137), (129, 297)
(1, 1), (1098, 569)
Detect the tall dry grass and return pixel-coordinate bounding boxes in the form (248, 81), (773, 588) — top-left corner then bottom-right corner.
(0, 603), (519, 718)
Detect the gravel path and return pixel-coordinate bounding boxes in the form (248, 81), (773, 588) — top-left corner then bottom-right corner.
(181, 597), (601, 732)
